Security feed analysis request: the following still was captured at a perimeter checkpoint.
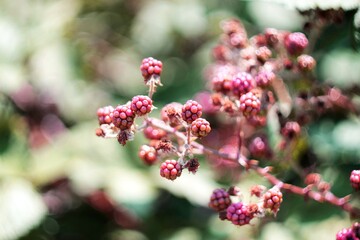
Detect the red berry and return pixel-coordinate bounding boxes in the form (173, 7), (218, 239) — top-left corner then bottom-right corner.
(143, 126), (167, 140)
(140, 57), (163, 80)
(284, 32), (308, 56)
(97, 105), (114, 125)
(297, 54), (316, 72)
(249, 136), (269, 158)
(190, 118), (211, 138)
(264, 28), (280, 46)
(336, 228), (356, 240)
(350, 170), (360, 191)
(226, 202), (254, 226)
(232, 72), (254, 97)
(212, 69), (234, 94)
(212, 45), (230, 62)
(239, 92), (261, 117)
(139, 145), (157, 165)
(208, 188), (232, 212)
(112, 105), (135, 130)
(255, 70), (276, 88)
(181, 100), (202, 124)
(160, 159), (182, 181)
(281, 121), (301, 139)
(131, 95), (153, 116)
(229, 32), (247, 48)
(263, 187), (283, 214)
(255, 46), (272, 63)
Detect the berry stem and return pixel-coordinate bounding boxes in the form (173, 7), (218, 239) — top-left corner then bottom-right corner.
(146, 116), (360, 218)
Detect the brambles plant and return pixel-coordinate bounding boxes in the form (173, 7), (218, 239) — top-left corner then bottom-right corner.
(93, 8), (360, 239)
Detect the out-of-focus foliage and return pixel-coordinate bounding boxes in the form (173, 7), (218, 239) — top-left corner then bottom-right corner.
(0, 0), (360, 239)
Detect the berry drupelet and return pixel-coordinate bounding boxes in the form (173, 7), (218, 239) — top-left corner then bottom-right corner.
(160, 159), (182, 180)
(112, 105), (135, 130)
(208, 188), (232, 212)
(181, 100), (203, 124)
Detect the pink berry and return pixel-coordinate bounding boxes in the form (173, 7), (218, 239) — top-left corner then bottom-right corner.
(112, 105), (135, 130)
(232, 72), (254, 97)
(249, 136), (269, 158)
(284, 32), (308, 56)
(190, 118), (211, 138)
(140, 57), (163, 80)
(350, 170), (360, 191)
(208, 188), (232, 212)
(138, 145), (157, 165)
(131, 95), (153, 116)
(255, 46), (272, 63)
(226, 202), (254, 226)
(97, 105), (114, 125)
(336, 228), (355, 240)
(281, 121), (301, 139)
(181, 100), (202, 124)
(143, 126), (167, 140)
(239, 92), (261, 117)
(297, 54), (316, 72)
(212, 70), (234, 94)
(160, 159), (182, 181)
(263, 187), (283, 214)
(255, 70), (276, 88)
(264, 28), (280, 46)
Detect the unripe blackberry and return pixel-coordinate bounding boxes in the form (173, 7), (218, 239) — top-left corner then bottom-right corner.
(160, 159), (182, 181)
(249, 136), (268, 158)
(181, 100), (202, 124)
(226, 202), (254, 226)
(138, 145), (157, 165)
(190, 118), (211, 138)
(140, 57), (163, 81)
(112, 105), (135, 130)
(97, 105), (114, 125)
(208, 188), (232, 212)
(143, 126), (167, 140)
(263, 187), (283, 214)
(297, 54), (316, 72)
(229, 32), (247, 48)
(232, 72), (254, 97)
(336, 228), (355, 240)
(239, 92), (261, 117)
(264, 28), (280, 46)
(161, 102), (183, 127)
(212, 45), (230, 62)
(255, 70), (276, 87)
(350, 170), (360, 191)
(255, 46), (272, 63)
(221, 18), (246, 36)
(131, 95), (153, 116)
(284, 32), (308, 56)
(212, 71), (233, 94)
(281, 121), (301, 139)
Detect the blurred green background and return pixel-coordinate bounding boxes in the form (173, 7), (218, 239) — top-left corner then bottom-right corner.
(0, 0), (360, 239)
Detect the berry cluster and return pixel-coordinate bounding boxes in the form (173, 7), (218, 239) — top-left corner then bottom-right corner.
(94, 14), (360, 237)
(96, 57), (212, 181)
(336, 223), (360, 240)
(209, 185), (281, 226)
